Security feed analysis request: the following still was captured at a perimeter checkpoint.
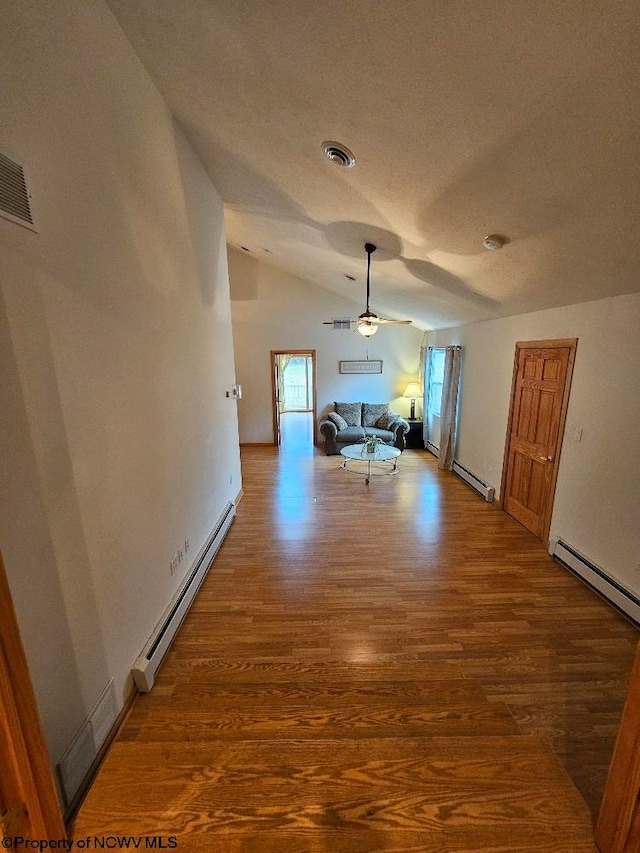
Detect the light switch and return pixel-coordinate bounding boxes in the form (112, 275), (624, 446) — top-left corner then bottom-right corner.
(574, 427), (583, 442)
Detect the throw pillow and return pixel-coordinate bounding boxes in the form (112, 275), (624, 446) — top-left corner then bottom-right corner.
(376, 410), (400, 430)
(327, 411), (348, 430)
(334, 402), (362, 427)
(362, 402), (389, 427)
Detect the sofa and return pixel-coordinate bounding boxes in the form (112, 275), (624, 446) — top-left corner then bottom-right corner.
(319, 402), (410, 455)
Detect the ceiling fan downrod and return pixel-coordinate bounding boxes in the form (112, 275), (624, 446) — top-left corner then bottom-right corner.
(364, 242), (376, 314)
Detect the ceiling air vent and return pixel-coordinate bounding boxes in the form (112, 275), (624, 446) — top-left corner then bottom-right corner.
(0, 152), (37, 232)
(321, 141), (356, 169)
(332, 319), (353, 330)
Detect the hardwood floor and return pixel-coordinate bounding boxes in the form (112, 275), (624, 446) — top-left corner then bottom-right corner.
(74, 445), (638, 851)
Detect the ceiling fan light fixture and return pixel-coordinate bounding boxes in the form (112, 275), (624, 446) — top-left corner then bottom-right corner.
(321, 141), (356, 169)
(358, 322), (378, 337)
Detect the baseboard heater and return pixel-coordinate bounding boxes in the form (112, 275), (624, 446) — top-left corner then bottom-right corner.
(552, 539), (640, 625)
(426, 442), (494, 502)
(132, 501), (236, 692)
(452, 461), (495, 502)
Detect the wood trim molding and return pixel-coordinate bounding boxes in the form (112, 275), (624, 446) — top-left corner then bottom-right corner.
(270, 350), (279, 447)
(596, 640), (640, 852)
(240, 442), (276, 447)
(499, 344), (522, 510)
(0, 552), (66, 840)
(510, 337), (579, 349)
(541, 339), (577, 543)
(311, 353), (318, 446)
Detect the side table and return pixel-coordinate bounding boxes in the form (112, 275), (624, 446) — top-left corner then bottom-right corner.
(405, 419), (424, 449)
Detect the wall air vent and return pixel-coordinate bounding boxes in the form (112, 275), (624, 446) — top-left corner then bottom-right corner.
(0, 152), (37, 232)
(332, 319), (353, 331)
(321, 141), (356, 169)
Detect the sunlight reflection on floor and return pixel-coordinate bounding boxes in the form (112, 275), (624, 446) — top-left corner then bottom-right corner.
(279, 410), (315, 457)
(275, 411), (316, 534)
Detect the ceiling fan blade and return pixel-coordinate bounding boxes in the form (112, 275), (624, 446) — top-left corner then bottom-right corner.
(325, 317), (410, 325)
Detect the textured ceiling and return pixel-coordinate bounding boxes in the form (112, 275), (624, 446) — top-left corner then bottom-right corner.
(108, 0), (640, 329)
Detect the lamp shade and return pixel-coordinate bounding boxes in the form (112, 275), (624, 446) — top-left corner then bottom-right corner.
(402, 382), (422, 398)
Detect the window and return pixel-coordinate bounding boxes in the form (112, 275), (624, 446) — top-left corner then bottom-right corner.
(429, 349), (445, 416)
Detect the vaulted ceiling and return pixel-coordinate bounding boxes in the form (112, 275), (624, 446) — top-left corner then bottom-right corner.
(108, 0), (640, 329)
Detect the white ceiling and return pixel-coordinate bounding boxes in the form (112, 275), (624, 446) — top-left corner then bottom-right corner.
(108, 0), (640, 329)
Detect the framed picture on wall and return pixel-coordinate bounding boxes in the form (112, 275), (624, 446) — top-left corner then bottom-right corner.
(339, 360), (383, 374)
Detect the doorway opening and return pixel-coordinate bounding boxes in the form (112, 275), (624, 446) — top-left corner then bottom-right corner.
(500, 338), (577, 543)
(271, 350), (317, 450)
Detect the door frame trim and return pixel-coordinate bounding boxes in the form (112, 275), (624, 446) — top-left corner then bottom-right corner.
(499, 338), (578, 545)
(0, 552), (66, 839)
(596, 638), (640, 853)
(270, 350), (318, 446)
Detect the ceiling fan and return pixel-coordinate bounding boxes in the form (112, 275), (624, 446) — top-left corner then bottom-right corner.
(324, 242), (412, 336)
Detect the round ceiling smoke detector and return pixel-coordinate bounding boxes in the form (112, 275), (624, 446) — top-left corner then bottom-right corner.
(483, 234), (506, 251)
(321, 141), (356, 169)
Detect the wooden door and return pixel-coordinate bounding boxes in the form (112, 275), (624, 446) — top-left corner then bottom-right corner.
(0, 553), (66, 841)
(596, 639), (640, 853)
(501, 339), (577, 541)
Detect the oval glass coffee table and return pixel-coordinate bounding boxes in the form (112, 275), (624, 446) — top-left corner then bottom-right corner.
(340, 443), (401, 484)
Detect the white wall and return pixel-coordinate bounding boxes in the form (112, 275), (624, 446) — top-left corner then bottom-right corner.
(428, 292), (640, 596)
(229, 249), (424, 442)
(0, 0), (241, 768)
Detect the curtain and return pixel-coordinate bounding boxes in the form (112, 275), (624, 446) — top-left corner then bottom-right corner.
(420, 345), (432, 448)
(277, 354), (292, 413)
(438, 346), (462, 470)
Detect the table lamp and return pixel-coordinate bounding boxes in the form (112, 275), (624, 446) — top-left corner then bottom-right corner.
(403, 382), (422, 420)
